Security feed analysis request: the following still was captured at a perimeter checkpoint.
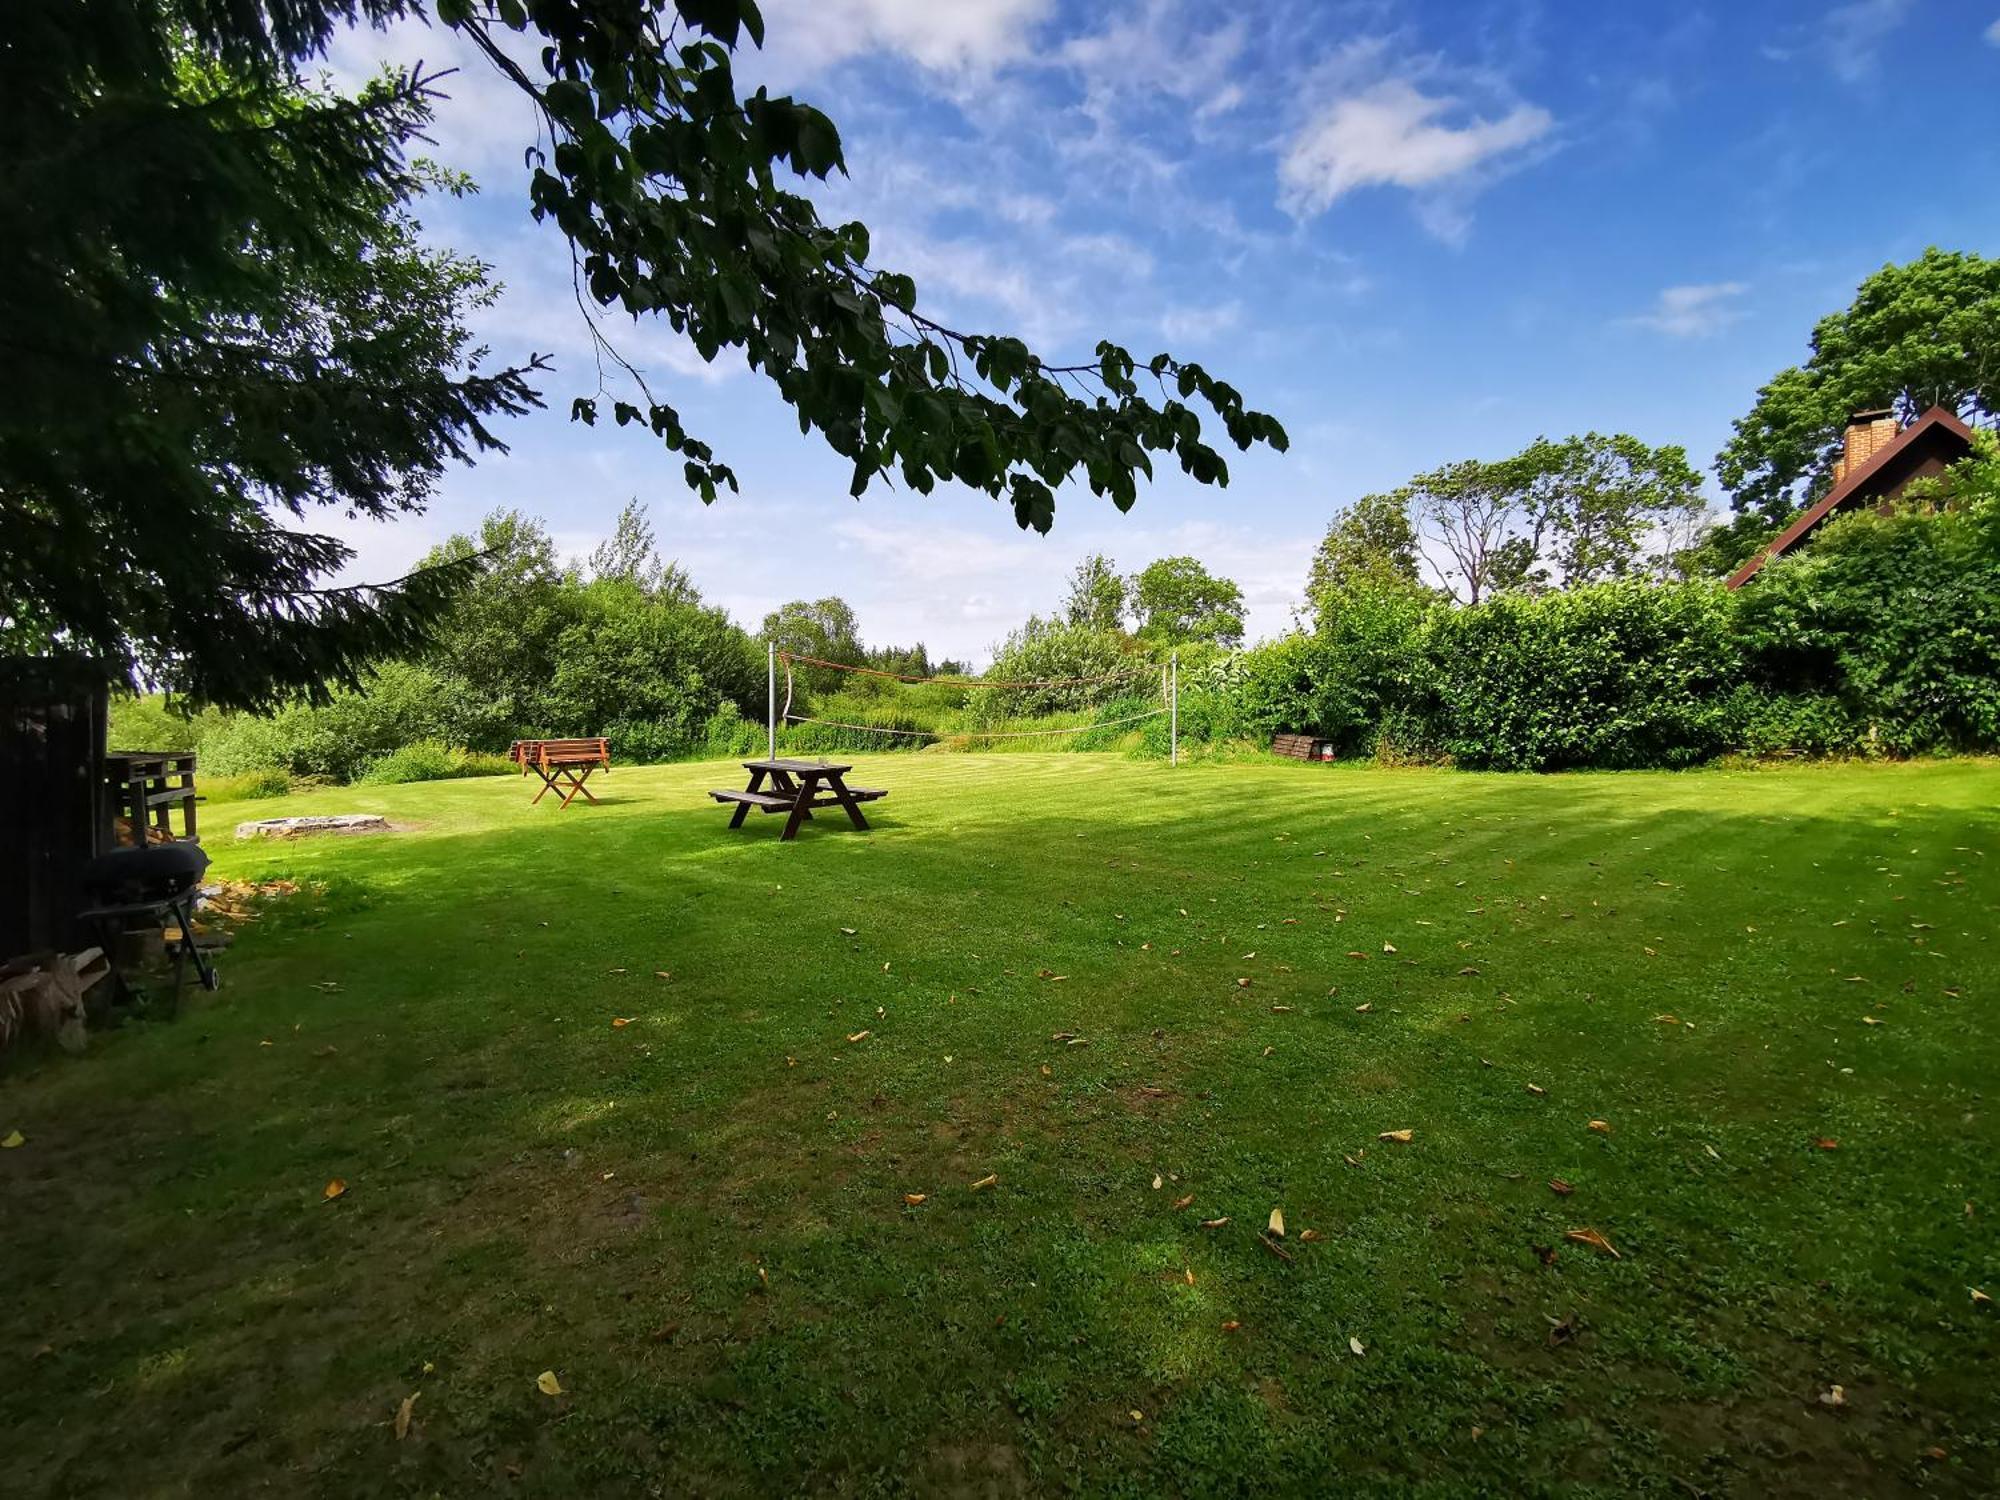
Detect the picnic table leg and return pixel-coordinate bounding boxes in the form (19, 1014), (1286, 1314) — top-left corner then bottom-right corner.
(530, 764), (559, 803)
(730, 766), (768, 829)
(779, 774), (817, 841)
(769, 770), (812, 822)
(825, 771), (871, 831)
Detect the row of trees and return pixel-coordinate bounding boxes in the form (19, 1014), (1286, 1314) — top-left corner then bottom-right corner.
(1304, 249), (2000, 614)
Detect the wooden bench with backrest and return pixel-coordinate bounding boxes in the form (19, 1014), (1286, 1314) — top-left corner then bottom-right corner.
(517, 737), (610, 807)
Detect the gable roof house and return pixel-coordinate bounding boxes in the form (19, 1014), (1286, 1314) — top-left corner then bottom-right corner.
(1725, 406), (1977, 588)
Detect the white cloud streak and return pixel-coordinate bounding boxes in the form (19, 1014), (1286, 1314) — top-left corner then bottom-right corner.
(1625, 282), (1749, 339)
(1278, 79), (1553, 232)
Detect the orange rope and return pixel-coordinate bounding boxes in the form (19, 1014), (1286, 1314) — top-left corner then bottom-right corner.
(777, 652), (1158, 689)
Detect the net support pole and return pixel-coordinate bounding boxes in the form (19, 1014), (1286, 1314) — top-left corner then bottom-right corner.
(767, 642), (776, 759)
(1170, 650), (1179, 767)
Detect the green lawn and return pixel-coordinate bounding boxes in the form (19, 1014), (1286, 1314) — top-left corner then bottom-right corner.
(3, 754), (1997, 1496)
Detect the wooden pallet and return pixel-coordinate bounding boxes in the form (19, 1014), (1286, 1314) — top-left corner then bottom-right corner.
(1271, 733), (1331, 761)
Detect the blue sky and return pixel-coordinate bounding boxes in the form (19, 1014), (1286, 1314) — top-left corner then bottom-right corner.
(324, 1), (2000, 664)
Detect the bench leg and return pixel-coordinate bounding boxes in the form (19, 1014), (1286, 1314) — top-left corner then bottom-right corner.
(557, 767), (599, 808)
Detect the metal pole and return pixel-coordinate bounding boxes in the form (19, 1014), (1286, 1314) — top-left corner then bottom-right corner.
(767, 642), (777, 759)
(1170, 649), (1178, 767)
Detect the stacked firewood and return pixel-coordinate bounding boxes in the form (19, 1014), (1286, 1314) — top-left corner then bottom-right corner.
(0, 950), (110, 1056)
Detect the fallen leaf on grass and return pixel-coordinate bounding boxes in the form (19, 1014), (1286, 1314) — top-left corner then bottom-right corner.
(611, 1017), (635, 1028)
(846, 1030), (870, 1043)
(1267, 1207), (1285, 1238)
(1533, 1244), (1558, 1266)
(1220, 1320), (1241, 1333)
(1236, 977), (1252, 989)
(1545, 1313), (1577, 1348)
(1171, 1193), (1194, 1211)
(1184, 1267), (1195, 1286)
(323, 1179), (346, 1201)
(1564, 1227), (1620, 1258)
(1971, 1288), (1991, 1307)
(1378, 1129), (1413, 1143)
(1813, 1137), (1839, 1151)
(1, 1130), (24, 1149)
(1346, 951), (1368, 960)
(1653, 1014), (1680, 1025)
(653, 971), (672, 981)
(535, 1371), (563, 1397)
(1200, 1216), (1230, 1229)
(1129, 1410), (1144, 1424)
(394, 1391), (419, 1440)
(1526, 1084), (1546, 1097)
(1549, 1178), (1574, 1196)
(1382, 943), (1397, 955)
(1354, 1003), (1373, 1013)
(904, 1193), (927, 1206)
(1298, 1228), (1324, 1243)
(1588, 1119), (1611, 1135)
(969, 1174), (998, 1191)
(606, 967), (627, 975)
(839, 927), (857, 936)
(1861, 1016), (1883, 1026)
(1457, 966), (1480, 977)
(1348, 1336), (1365, 1356)
(1258, 1233), (1294, 1263)
(1817, 1384), (1846, 1409)
(1152, 1173), (1163, 1190)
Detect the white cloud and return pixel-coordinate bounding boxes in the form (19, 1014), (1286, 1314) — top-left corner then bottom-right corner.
(1060, 1), (1250, 121)
(1278, 79), (1553, 223)
(758, 0), (1054, 75)
(1158, 301), (1242, 342)
(1987, 17), (2000, 45)
(1819, 0), (1913, 81)
(1626, 282), (1749, 338)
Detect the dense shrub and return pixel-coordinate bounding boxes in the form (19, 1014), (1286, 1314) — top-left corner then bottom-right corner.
(359, 741), (516, 784)
(970, 622), (1147, 725)
(1735, 477), (2000, 754)
(1416, 580), (1742, 770)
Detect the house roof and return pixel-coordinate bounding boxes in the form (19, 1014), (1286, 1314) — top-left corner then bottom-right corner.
(1725, 406), (1976, 589)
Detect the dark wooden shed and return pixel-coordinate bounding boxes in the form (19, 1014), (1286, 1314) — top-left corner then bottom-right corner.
(1, 658), (113, 958)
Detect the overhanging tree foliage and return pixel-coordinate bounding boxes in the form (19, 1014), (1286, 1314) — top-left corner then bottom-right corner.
(2, 14), (543, 707)
(3, 0), (1285, 712)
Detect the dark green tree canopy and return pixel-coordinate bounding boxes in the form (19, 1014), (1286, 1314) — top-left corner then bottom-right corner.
(1305, 491), (1422, 614)
(1061, 553), (1130, 633)
(4, 0), (1285, 709)
(2, 17), (542, 706)
(1129, 556), (1246, 648)
(1717, 248), (2000, 526)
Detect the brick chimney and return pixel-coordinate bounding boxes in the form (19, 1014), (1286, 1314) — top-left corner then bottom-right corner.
(1831, 408), (1898, 482)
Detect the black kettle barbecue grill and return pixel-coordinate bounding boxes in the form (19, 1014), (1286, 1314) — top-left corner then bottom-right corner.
(79, 843), (218, 994)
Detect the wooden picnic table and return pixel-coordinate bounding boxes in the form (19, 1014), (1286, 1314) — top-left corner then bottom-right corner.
(709, 758), (886, 841)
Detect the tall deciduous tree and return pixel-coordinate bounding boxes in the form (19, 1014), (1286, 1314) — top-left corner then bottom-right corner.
(1305, 491), (1422, 614)
(1129, 557), (1246, 648)
(1061, 554), (1130, 633)
(4, 0), (1285, 708)
(1391, 434), (1702, 603)
(1716, 248), (2000, 528)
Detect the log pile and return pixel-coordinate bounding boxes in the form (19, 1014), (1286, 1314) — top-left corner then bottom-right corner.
(0, 949), (110, 1056)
